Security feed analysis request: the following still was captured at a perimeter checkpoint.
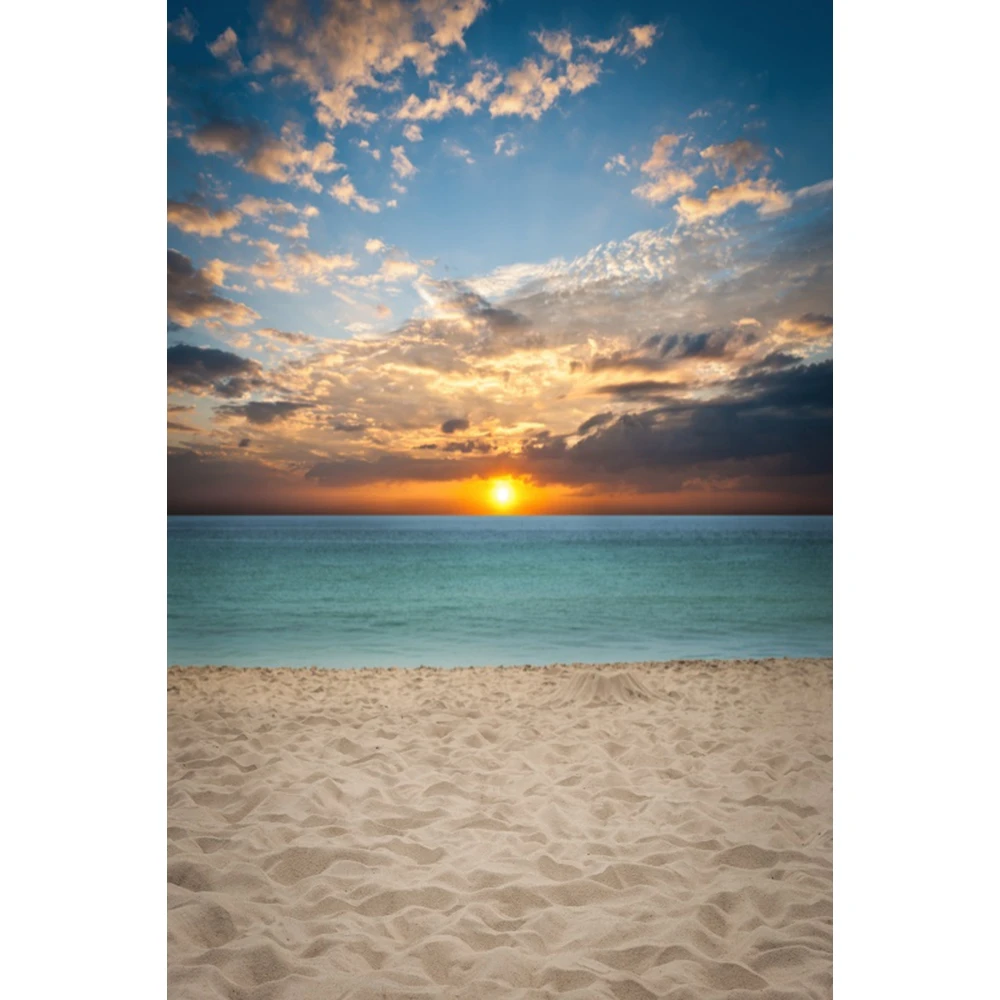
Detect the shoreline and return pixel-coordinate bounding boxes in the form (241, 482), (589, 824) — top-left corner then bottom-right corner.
(169, 655), (832, 672)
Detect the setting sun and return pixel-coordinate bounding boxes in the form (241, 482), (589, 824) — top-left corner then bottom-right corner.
(489, 479), (516, 511)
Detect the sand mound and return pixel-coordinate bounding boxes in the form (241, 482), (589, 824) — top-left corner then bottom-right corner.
(546, 669), (661, 707)
(168, 659), (832, 1000)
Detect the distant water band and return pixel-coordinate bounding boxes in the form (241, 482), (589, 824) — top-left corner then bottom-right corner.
(168, 516), (832, 668)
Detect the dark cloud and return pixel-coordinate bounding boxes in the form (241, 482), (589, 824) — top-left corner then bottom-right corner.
(168, 449), (310, 514)
(167, 249), (258, 328)
(443, 440), (493, 453)
(576, 412), (614, 435)
(188, 117), (261, 157)
(593, 379), (692, 399)
(238, 438), (251, 448)
(588, 328), (759, 375)
(167, 421), (200, 433)
(332, 420), (366, 433)
(525, 361), (832, 489)
(795, 313), (833, 335)
(441, 417), (470, 434)
(305, 453), (507, 486)
(216, 401), (312, 425)
(739, 351), (804, 374)
(167, 343), (266, 398)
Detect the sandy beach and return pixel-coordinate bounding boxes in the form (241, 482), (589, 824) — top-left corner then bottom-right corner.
(168, 659), (832, 999)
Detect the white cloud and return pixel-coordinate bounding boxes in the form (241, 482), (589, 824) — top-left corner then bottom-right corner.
(390, 145), (417, 178)
(168, 8), (198, 42)
(675, 178), (792, 223)
(795, 179), (834, 201)
(232, 242), (358, 292)
(604, 153), (630, 174)
(188, 121), (340, 192)
(443, 139), (475, 164)
(208, 27), (245, 74)
(395, 73), (500, 121)
(489, 56), (601, 120)
(621, 24), (659, 59)
(631, 135), (697, 203)
(365, 238), (387, 254)
(700, 139), (767, 179)
(494, 133), (522, 157)
(580, 36), (619, 55)
(255, 0), (488, 128)
(329, 175), (381, 213)
(534, 29), (573, 61)
(167, 200), (242, 237)
(402, 123), (423, 142)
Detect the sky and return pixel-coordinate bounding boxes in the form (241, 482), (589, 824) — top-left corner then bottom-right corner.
(167, 0), (832, 514)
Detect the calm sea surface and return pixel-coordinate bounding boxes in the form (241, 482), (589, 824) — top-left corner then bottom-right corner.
(168, 516), (832, 667)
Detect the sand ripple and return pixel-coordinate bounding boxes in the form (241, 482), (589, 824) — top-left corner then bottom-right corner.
(168, 659), (832, 999)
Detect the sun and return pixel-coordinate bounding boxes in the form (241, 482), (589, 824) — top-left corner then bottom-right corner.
(489, 478), (517, 511)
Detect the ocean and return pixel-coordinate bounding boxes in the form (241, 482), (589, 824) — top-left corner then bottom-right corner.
(168, 515), (832, 668)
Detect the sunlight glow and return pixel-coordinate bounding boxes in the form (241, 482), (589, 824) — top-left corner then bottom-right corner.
(489, 479), (516, 511)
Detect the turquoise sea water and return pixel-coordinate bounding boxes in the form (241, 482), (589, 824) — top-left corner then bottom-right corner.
(168, 516), (832, 668)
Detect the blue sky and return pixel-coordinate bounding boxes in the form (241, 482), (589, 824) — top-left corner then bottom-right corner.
(167, 1), (832, 513)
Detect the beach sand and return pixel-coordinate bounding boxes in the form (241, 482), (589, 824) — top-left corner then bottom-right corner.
(168, 659), (832, 999)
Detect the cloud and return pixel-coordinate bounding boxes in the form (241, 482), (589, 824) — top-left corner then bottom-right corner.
(604, 153), (630, 174)
(188, 118), (339, 191)
(208, 27), (245, 74)
(773, 313), (833, 345)
(255, 0), (488, 128)
(166, 200), (831, 512)
(168, 8), (198, 42)
(688, 108), (710, 119)
(701, 139), (767, 179)
(390, 145), (417, 178)
(329, 175), (381, 212)
(523, 361), (832, 486)
(167, 250), (260, 328)
(365, 238), (387, 254)
(535, 29), (573, 61)
(493, 133), (522, 157)
(216, 400), (312, 424)
(230, 242), (358, 292)
(235, 195), (318, 220)
(395, 74), (499, 120)
(580, 36), (619, 55)
(167, 343), (266, 397)
(338, 257), (421, 288)
(586, 327), (761, 376)
(639, 134), (682, 174)
(256, 327), (319, 346)
(402, 123), (423, 141)
(443, 139), (474, 164)
(675, 178), (792, 223)
(795, 178), (834, 201)
(441, 417), (470, 433)
(631, 134), (697, 203)
(167, 200), (242, 237)
(621, 24), (659, 59)
(380, 259), (420, 281)
(488, 56), (601, 120)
